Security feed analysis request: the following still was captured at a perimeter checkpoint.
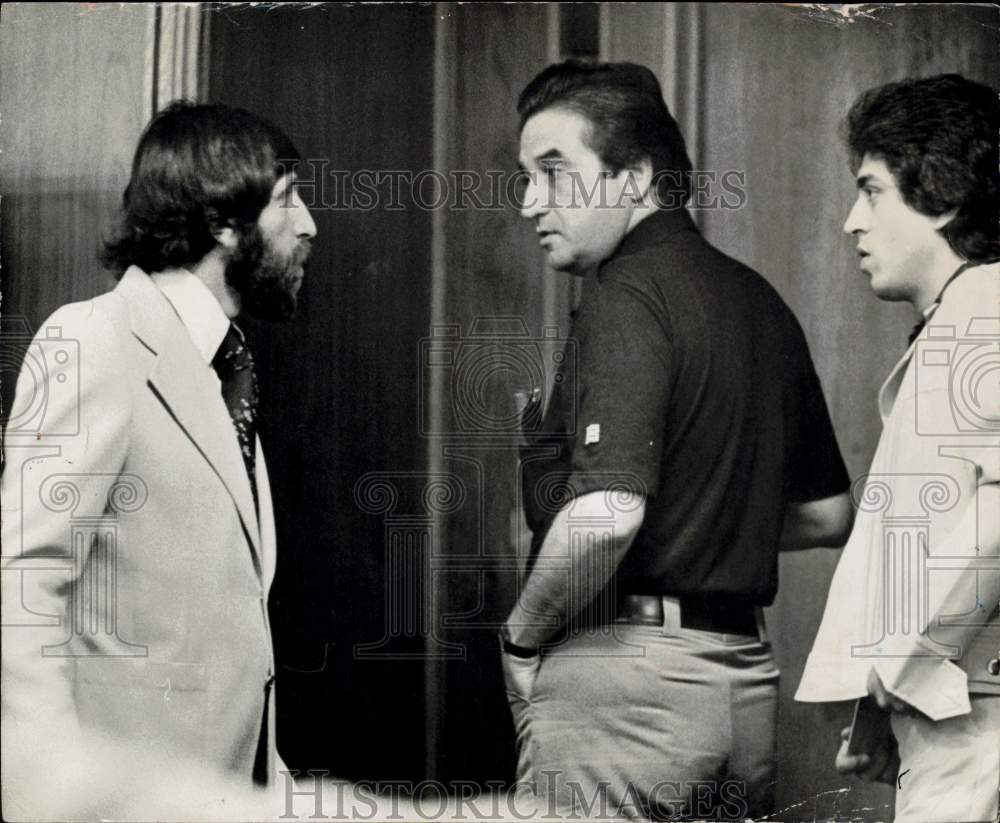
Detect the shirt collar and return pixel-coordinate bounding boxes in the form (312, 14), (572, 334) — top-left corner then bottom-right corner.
(924, 260), (975, 314)
(611, 206), (698, 261)
(148, 269), (231, 365)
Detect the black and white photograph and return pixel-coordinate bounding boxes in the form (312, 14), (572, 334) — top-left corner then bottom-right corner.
(2, 3), (998, 821)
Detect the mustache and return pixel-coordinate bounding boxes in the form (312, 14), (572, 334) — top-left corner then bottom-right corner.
(293, 239), (312, 267)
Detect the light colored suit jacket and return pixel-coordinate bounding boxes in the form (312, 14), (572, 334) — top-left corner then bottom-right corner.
(797, 263), (1000, 720)
(1, 268), (281, 815)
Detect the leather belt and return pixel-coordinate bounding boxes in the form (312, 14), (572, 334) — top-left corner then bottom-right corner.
(615, 594), (760, 637)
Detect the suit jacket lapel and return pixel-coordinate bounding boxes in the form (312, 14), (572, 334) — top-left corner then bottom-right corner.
(116, 269), (264, 571)
(878, 343), (915, 422)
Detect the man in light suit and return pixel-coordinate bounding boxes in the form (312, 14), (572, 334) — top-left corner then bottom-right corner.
(797, 75), (1000, 822)
(1, 101), (316, 819)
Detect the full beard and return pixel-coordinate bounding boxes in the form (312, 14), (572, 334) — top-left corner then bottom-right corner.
(225, 225), (309, 322)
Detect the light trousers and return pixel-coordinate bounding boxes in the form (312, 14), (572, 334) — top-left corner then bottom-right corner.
(891, 695), (1000, 823)
(508, 620), (779, 821)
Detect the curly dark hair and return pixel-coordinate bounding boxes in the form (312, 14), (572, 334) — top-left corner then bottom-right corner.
(844, 74), (999, 262)
(518, 59), (694, 209)
(101, 101), (300, 276)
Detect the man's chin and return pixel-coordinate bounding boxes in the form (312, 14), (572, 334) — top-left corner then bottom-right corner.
(239, 262), (307, 322)
(242, 281), (300, 321)
(867, 278), (911, 303)
(546, 253), (585, 276)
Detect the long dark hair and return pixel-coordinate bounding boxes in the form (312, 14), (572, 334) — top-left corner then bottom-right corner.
(102, 101), (300, 276)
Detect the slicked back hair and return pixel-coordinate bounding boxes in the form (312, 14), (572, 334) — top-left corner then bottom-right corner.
(518, 60), (694, 209)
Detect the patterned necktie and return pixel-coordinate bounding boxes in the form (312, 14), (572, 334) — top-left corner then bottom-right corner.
(212, 323), (259, 513)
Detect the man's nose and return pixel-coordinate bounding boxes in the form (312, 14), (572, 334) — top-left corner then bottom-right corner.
(294, 192), (317, 239)
(843, 197), (866, 236)
(520, 174), (545, 221)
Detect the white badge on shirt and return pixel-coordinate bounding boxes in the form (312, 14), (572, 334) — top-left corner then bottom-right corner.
(585, 423), (601, 445)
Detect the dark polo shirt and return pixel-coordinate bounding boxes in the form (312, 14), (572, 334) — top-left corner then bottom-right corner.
(522, 208), (849, 606)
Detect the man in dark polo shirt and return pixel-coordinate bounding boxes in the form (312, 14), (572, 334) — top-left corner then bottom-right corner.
(500, 60), (854, 821)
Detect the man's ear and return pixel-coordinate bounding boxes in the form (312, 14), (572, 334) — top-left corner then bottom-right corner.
(616, 157), (654, 206)
(211, 224), (239, 252)
(932, 207), (959, 231)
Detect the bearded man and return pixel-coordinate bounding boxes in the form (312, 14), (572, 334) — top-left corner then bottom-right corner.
(1, 101), (316, 819)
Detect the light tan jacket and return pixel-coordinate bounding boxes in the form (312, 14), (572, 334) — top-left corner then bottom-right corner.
(797, 263), (1000, 720)
(2, 268), (281, 817)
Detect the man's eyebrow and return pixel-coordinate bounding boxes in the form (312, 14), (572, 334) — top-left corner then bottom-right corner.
(856, 173), (882, 189)
(518, 149), (566, 173)
(536, 149), (565, 163)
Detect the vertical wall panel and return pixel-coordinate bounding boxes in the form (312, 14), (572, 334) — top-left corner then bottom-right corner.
(602, 3), (704, 172)
(432, 2), (560, 783)
(1, 3), (150, 421)
(207, 3), (436, 781)
(155, 3), (208, 109)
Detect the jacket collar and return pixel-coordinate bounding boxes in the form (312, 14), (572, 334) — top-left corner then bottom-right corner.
(115, 267), (263, 571)
(878, 262), (998, 422)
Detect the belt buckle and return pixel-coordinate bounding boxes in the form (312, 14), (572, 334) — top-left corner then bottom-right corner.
(754, 607), (768, 645)
(659, 595), (683, 636)
(614, 594), (665, 627)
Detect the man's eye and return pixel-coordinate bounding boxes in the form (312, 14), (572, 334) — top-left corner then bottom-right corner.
(541, 164), (564, 179)
(863, 188), (879, 202)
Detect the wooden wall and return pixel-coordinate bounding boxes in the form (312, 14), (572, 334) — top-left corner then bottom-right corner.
(209, 2), (568, 785)
(207, 3), (437, 781)
(605, 4), (999, 819)
(1, 2), (150, 416)
(432, 3), (560, 783)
